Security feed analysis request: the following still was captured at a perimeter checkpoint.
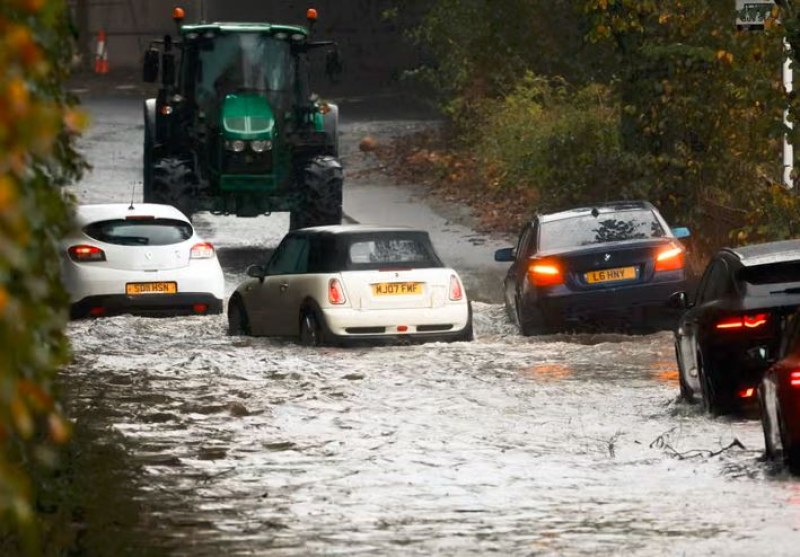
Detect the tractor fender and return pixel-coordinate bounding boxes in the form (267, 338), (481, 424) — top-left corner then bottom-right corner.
(322, 102), (339, 157)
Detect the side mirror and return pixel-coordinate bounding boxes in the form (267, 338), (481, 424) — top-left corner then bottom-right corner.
(494, 247), (515, 262)
(672, 227), (691, 239)
(325, 49), (343, 83)
(143, 48), (160, 83)
(668, 291), (689, 310)
(247, 264), (266, 280)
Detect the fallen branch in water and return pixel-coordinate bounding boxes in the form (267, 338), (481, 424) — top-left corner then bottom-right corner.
(650, 435), (746, 460)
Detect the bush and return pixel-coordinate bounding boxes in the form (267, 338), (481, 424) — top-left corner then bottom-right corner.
(0, 1), (86, 552)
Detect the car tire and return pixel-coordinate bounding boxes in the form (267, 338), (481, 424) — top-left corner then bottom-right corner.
(227, 297), (251, 336)
(698, 350), (724, 416)
(452, 301), (474, 342)
(152, 157), (197, 220)
(290, 156), (343, 230)
(299, 310), (323, 347)
(778, 411), (800, 474)
(761, 389), (780, 460)
(676, 343), (694, 403)
(516, 297), (546, 337)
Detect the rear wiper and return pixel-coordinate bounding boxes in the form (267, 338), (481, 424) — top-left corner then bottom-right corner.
(770, 287), (800, 295)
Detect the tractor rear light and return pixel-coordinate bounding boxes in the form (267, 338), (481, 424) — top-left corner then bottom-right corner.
(655, 245), (685, 272)
(527, 259), (564, 287)
(190, 242), (215, 259)
(159, 105), (173, 116)
(449, 275), (464, 301)
(328, 278), (346, 305)
(68, 245), (106, 262)
(715, 313), (769, 330)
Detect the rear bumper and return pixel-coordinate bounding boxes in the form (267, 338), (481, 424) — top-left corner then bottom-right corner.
(526, 279), (686, 329)
(71, 293), (223, 319)
(320, 303), (470, 344)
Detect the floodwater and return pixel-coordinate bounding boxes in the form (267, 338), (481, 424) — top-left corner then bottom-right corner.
(61, 95), (800, 555)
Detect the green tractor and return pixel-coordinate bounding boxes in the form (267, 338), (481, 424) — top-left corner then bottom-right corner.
(142, 7), (343, 229)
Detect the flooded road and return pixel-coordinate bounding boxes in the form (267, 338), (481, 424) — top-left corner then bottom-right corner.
(61, 94), (800, 555)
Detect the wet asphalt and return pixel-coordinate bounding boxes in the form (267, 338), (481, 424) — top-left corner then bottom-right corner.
(61, 92), (800, 556)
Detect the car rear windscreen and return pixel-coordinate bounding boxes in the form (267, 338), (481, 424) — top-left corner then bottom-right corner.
(740, 262), (800, 289)
(83, 218), (193, 246)
(345, 234), (442, 270)
(541, 209), (666, 251)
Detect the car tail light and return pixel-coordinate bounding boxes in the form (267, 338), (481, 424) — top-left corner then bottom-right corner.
(68, 245), (106, 262)
(655, 245), (685, 272)
(328, 278), (346, 305)
(715, 313), (769, 330)
(790, 370), (800, 387)
(190, 242), (215, 259)
(738, 387), (755, 398)
(527, 259), (564, 287)
(449, 275), (464, 301)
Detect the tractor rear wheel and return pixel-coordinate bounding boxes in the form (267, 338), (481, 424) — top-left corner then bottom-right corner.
(151, 157), (197, 219)
(290, 156), (343, 230)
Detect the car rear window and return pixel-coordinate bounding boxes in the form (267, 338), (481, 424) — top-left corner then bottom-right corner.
(540, 209), (666, 251)
(83, 218), (193, 246)
(740, 262), (800, 286)
(344, 234), (442, 270)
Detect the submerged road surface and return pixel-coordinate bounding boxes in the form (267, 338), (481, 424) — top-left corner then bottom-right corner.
(61, 93), (800, 556)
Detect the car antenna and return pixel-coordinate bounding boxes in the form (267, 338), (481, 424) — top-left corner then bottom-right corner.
(128, 181), (138, 210)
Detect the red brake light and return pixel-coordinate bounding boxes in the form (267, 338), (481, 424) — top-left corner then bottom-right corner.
(449, 275), (464, 301)
(68, 245), (106, 262)
(190, 242), (215, 259)
(738, 387), (755, 398)
(527, 259), (564, 287)
(328, 278), (346, 305)
(655, 245), (685, 272)
(715, 313), (768, 331)
(790, 371), (800, 388)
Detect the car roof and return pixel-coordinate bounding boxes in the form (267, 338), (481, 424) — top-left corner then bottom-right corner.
(537, 201), (655, 224)
(73, 203), (190, 227)
(722, 239), (800, 267)
(293, 224), (427, 236)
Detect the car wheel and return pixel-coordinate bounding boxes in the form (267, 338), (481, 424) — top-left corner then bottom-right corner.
(761, 388), (780, 460)
(676, 342), (694, 403)
(227, 297), (251, 336)
(453, 301), (474, 342)
(299, 311), (323, 347)
(516, 297), (544, 337)
(778, 411), (800, 474)
(698, 351), (724, 415)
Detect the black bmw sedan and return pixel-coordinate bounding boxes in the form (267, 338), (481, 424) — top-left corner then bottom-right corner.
(495, 201), (690, 335)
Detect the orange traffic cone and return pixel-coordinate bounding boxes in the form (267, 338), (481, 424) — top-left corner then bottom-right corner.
(94, 29), (109, 74)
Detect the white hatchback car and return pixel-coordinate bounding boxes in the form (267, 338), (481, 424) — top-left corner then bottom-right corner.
(61, 203), (225, 318)
(228, 225), (473, 345)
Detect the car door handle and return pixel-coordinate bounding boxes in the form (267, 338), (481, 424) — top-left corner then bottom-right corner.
(279, 282), (289, 292)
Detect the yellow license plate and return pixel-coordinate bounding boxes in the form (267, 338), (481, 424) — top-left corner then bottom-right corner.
(126, 282), (178, 295)
(372, 282), (422, 296)
(585, 266), (637, 284)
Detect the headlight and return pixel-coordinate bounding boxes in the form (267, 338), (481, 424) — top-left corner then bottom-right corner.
(225, 140), (246, 152)
(250, 140), (272, 153)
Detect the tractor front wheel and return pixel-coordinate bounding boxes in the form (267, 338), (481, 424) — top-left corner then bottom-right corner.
(290, 156), (343, 230)
(151, 157), (197, 219)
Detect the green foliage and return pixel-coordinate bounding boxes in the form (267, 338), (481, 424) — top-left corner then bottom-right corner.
(401, 0), (799, 250)
(0, 0), (86, 552)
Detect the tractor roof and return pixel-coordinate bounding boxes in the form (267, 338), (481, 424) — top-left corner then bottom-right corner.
(181, 23), (309, 36)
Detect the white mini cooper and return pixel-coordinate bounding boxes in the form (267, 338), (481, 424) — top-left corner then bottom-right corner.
(61, 203), (225, 318)
(228, 225), (473, 345)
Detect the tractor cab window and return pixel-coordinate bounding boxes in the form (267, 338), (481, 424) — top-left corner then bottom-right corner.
(195, 33), (295, 112)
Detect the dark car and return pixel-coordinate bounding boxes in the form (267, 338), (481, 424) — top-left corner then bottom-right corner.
(674, 239), (800, 414)
(495, 201), (690, 335)
(759, 310), (800, 473)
